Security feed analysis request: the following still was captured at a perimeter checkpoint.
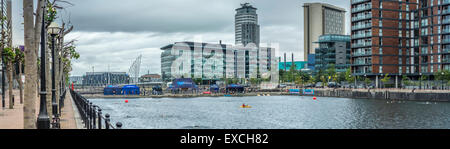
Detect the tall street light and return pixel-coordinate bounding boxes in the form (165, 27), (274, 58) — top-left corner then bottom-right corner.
(441, 72), (445, 90)
(419, 73), (422, 90)
(48, 22), (61, 124)
(37, 2), (49, 129)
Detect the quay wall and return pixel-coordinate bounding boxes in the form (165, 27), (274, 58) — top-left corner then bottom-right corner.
(307, 89), (450, 102)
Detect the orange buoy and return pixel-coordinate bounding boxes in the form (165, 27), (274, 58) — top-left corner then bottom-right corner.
(313, 97), (317, 100)
(125, 100), (129, 103)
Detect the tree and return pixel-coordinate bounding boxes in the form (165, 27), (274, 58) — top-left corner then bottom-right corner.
(381, 73), (391, 88)
(402, 75), (411, 87)
(364, 78), (371, 88)
(23, 0), (42, 129)
(15, 47), (24, 104)
(345, 68), (355, 85)
(326, 64), (336, 82)
(3, 47), (15, 109)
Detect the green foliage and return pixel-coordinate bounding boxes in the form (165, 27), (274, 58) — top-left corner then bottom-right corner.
(402, 75), (411, 86)
(345, 68), (355, 83)
(67, 46), (80, 59)
(14, 47), (25, 63)
(3, 47), (16, 63)
(46, 0), (58, 23)
(364, 78), (371, 85)
(381, 73), (391, 88)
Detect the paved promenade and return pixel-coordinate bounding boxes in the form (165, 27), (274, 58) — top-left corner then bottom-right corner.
(0, 89), (78, 129)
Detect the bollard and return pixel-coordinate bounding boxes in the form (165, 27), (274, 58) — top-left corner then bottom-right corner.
(98, 108), (102, 129)
(116, 122), (122, 129)
(105, 114), (110, 129)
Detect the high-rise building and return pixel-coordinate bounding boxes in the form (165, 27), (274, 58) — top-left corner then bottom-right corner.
(351, 0), (450, 88)
(303, 3), (346, 61)
(235, 3), (260, 47)
(314, 34), (351, 74)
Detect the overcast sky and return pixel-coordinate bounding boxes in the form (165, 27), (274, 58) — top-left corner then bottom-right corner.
(12, 0), (351, 76)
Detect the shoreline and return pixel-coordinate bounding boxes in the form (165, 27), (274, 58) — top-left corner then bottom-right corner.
(80, 88), (450, 102)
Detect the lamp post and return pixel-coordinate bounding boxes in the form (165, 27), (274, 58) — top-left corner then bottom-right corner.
(37, 3), (49, 129)
(48, 22), (61, 126)
(419, 73), (422, 90)
(442, 72), (445, 90)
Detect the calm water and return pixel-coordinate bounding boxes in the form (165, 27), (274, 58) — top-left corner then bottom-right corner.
(89, 96), (450, 129)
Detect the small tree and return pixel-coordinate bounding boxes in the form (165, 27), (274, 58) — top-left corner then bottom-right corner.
(381, 73), (391, 88)
(364, 78), (371, 88)
(402, 75), (411, 87)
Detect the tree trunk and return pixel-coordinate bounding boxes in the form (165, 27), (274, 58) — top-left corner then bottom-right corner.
(16, 61), (23, 104)
(7, 61), (13, 109)
(23, 0), (40, 129)
(34, 0), (43, 96)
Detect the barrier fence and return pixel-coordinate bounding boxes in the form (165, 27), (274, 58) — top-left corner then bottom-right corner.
(70, 89), (122, 129)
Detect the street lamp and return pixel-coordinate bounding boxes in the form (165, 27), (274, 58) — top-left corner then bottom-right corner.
(37, 4), (50, 129)
(419, 73), (422, 90)
(441, 72), (445, 90)
(48, 22), (61, 126)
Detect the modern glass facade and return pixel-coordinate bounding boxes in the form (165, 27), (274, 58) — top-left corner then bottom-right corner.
(160, 42), (275, 82)
(314, 34), (351, 73)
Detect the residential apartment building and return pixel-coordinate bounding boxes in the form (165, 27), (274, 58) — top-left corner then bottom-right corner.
(351, 0), (450, 87)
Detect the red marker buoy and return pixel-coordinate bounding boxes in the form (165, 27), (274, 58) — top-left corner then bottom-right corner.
(313, 97), (317, 100)
(125, 100), (129, 103)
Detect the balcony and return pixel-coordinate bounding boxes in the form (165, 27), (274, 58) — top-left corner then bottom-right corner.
(352, 33), (372, 39)
(443, 9), (450, 15)
(351, 42), (372, 48)
(352, 15), (372, 22)
(352, 24), (371, 30)
(444, 0), (450, 5)
(443, 29), (450, 34)
(352, 52), (372, 57)
(352, 5), (372, 13)
(351, 0), (370, 4)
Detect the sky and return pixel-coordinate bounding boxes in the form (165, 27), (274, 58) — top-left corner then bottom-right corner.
(11, 0), (351, 76)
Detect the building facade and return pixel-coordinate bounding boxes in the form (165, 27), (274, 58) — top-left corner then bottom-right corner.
(303, 3), (346, 61)
(160, 42), (277, 83)
(82, 72), (130, 86)
(351, 0), (450, 87)
(314, 34), (351, 73)
(235, 3), (260, 47)
(279, 61), (308, 71)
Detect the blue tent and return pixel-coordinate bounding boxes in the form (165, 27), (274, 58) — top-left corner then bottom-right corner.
(104, 85), (121, 95)
(226, 84), (244, 93)
(210, 84), (219, 92)
(121, 85), (140, 95)
(172, 78), (197, 89)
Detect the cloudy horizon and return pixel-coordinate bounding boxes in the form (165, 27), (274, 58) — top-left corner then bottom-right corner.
(11, 0), (351, 76)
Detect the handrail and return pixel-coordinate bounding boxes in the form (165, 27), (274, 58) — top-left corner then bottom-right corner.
(70, 89), (122, 129)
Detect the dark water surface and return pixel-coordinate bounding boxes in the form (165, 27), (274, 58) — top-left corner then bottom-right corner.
(89, 96), (450, 129)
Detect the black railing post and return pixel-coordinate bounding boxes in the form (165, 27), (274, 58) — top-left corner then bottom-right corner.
(116, 122), (122, 129)
(92, 105), (96, 129)
(98, 108), (102, 129)
(85, 100), (89, 129)
(89, 102), (93, 129)
(105, 114), (110, 129)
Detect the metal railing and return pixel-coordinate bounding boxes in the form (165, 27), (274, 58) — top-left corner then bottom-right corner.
(70, 89), (122, 129)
